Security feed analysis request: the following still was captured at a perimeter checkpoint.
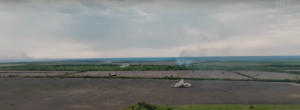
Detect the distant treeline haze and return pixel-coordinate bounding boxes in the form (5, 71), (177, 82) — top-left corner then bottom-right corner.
(0, 64), (300, 74)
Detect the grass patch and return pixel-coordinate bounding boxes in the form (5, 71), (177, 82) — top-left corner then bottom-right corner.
(168, 105), (300, 110)
(124, 101), (300, 110)
(296, 79), (300, 83)
(1, 61), (300, 72)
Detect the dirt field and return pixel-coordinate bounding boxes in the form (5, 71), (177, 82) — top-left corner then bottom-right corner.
(73, 70), (249, 79)
(0, 78), (300, 110)
(237, 71), (300, 80)
(0, 71), (77, 76)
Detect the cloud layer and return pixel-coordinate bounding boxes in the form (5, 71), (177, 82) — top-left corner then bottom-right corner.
(1, 0), (300, 60)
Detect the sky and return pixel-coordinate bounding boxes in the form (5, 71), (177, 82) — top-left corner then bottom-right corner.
(0, 0), (300, 61)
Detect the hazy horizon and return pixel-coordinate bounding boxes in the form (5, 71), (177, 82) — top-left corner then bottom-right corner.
(2, 56), (300, 63)
(1, 0), (300, 60)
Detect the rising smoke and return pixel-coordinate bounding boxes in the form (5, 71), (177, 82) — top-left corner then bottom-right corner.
(119, 63), (130, 68)
(176, 58), (193, 66)
(177, 33), (232, 66)
(172, 79), (191, 88)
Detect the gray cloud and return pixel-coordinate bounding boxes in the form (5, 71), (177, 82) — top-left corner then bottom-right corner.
(0, 0), (300, 59)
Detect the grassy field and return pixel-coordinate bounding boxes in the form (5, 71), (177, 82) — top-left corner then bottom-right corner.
(1, 74), (300, 83)
(1, 61), (300, 72)
(169, 105), (300, 110)
(0, 64), (25, 67)
(0, 63), (300, 72)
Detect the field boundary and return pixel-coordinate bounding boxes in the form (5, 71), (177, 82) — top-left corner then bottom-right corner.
(1, 74), (299, 83)
(232, 71), (257, 80)
(124, 101), (300, 110)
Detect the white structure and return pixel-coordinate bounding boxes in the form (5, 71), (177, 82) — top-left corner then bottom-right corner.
(172, 79), (191, 88)
(119, 63), (129, 68)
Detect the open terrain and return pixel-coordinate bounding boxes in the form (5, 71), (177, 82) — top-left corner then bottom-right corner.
(2, 60), (300, 72)
(125, 104), (300, 110)
(237, 71), (300, 80)
(0, 71), (78, 76)
(1, 78), (300, 110)
(1, 59), (300, 110)
(73, 70), (249, 79)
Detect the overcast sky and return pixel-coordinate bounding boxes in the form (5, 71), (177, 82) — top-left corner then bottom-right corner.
(0, 0), (300, 60)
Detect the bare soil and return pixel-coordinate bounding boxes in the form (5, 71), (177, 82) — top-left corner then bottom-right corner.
(0, 71), (77, 76)
(237, 71), (300, 80)
(1, 78), (300, 110)
(74, 70), (249, 79)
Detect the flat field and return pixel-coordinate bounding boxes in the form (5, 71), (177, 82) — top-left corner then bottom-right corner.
(0, 71), (77, 76)
(72, 70), (249, 79)
(125, 104), (300, 110)
(1, 78), (300, 110)
(237, 71), (300, 80)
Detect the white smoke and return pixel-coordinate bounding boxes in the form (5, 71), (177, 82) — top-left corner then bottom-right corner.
(172, 79), (191, 88)
(119, 63), (130, 68)
(95, 66), (102, 68)
(176, 58), (193, 66)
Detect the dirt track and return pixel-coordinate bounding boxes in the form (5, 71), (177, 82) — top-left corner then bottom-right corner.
(1, 78), (300, 110)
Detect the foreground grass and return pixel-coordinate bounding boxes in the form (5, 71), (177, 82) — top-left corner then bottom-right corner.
(124, 101), (300, 110)
(165, 105), (300, 110)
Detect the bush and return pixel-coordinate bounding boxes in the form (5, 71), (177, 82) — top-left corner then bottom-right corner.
(296, 79), (300, 83)
(123, 100), (157, 110)
(137, 101), (155, 109)
(167, 107), (173, 110)
(79, 70), (88, 72)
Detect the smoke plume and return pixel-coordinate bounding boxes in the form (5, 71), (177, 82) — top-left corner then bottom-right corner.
(172, 79), (191, 88)
(120, 63), (130, 68)
(176, 58), (193, 66)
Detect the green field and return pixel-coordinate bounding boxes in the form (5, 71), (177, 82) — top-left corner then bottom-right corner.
(123, 101), (300, 110)
(1, 61), (300, 75)
(154, 105), (300, 110)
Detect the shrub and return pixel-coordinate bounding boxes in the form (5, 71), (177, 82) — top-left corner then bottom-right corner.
(123, 100), (157, 110)
(296, 79), (300, 83)
(79, 70), (88, 72)
(8, 75), (18, 77)
(137, 101), (154, 109)
(167, 107), (173, 110)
